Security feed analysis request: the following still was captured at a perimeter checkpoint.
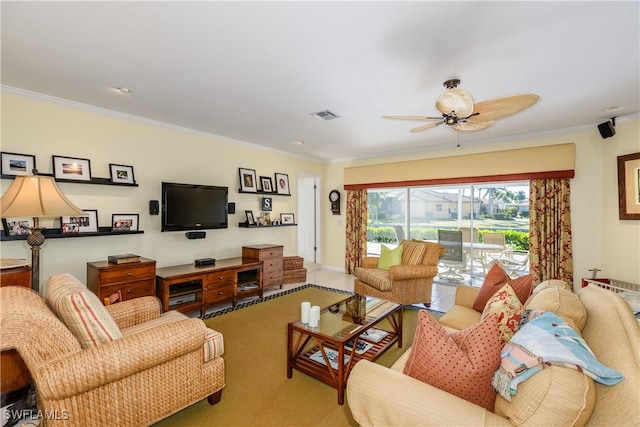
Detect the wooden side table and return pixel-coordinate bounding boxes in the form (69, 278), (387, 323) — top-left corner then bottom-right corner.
(0, 263), (33, 401)
(86, 258), (157, 304)
(242, 244), (284, 291)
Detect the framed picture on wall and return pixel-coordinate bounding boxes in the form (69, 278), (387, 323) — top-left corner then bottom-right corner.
(61, 209), (99, 234)
(239, 168), (258, 192)
(275, 173), (290, 195)
(2, 217), (33, 236)
(618, 152), (640, 220)
(260, 176), (273, 193)
(1, 152), (36, 177)
(112, 214), (139, 232)
(109, 164), (136, 184)
(52, 155), (92, 182)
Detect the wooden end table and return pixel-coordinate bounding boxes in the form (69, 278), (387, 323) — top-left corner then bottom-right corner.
(287, 295), (402, 405)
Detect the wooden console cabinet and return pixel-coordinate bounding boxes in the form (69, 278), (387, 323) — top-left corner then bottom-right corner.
(242, 244), (283, 291)
(1, 264), (32, 399)
(155, 257), (263, 315)
(86, 258), (157, 303)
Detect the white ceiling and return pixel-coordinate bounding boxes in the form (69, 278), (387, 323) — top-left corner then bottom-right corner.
(2, 1), (639, 162)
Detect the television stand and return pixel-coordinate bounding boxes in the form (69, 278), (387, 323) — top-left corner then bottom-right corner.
(156, 257), (263, 315)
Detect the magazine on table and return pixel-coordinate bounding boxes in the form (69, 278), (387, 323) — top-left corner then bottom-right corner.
(345, 340), (374, 354)
(359, 328), (388, 343)
(310, 348), (350, 370)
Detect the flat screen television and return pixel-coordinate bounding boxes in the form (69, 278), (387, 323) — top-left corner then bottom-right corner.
(161, 182), (228, 231)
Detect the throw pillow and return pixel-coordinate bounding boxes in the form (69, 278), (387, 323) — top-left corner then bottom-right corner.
(472, 263), (509, 312)
(482, 283), (525, 344)
(377, 244), (403, 270)
(46, 273), (123, 349)
(400, 241), (426, 265)
(403, 310), (501, 411)
(473, 264), (533, 312)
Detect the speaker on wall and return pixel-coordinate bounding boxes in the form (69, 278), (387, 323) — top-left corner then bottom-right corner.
(228, 202), (236, 214)
(598, 118), (616, 139)
(149, 200), (159, 215)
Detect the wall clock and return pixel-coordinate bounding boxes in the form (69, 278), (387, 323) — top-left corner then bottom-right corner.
(329, 190), (341, 215)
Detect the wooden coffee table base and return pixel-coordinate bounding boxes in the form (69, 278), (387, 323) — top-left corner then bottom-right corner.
(287, 297), (402, 405)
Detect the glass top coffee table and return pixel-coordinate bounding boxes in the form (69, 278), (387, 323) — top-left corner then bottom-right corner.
(287, 294), (402, 405)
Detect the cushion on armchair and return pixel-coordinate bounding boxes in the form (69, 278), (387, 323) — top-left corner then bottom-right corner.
(400, 240), (426, 265)
(46, 273), (123, 349)
(377, 244), (403, 270)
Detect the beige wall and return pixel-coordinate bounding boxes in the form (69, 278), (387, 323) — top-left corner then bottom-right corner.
(2, 91), (639, 291)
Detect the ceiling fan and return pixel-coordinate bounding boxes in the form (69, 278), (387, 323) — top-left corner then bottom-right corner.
(384, 79), (539, 133)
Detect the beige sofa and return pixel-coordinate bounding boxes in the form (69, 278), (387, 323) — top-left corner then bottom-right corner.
(347, 281), (640, 426)
(0, 274), (225, 427)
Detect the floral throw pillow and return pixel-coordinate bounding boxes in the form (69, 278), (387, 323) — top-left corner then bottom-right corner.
(482, 283), (525, 344)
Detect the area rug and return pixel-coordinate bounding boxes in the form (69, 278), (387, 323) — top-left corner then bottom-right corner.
(153, 284), (441, 427)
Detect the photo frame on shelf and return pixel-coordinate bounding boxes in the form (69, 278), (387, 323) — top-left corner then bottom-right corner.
(280, 213), (295, 224)
(245, 210), (256, 225)
(112, 214), (139, 231)
(239, 168), (258, 192)
(109, 164), (136, 184)
(61, 209), (98, 234)
(1, 152), (36, 177)
(275, 173), (290, 195)
(261, 212), (271, 225)
(260, 176), (273, 193)
(617, 152), (640, 220)
(2, 217), (34, 237)
(261, 197), (273, 211)
(52, 155), (92, 182)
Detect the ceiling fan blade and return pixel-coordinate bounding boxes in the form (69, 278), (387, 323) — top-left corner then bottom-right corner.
(469, 94), (539, 122)
(435, 88), (474, 117)
(452, 121), (494, 132)
(383, 115), (442, 121)
(410, 122), (442, 133)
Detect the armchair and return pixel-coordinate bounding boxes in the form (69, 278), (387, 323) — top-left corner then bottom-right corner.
(0, 274), (225, 426)
(354, 240), (445, 306)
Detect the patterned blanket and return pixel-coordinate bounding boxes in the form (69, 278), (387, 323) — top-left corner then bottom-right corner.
(492, 311), (624, 401)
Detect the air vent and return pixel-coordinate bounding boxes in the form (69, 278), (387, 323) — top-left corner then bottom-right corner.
(310, 110), (340, 121)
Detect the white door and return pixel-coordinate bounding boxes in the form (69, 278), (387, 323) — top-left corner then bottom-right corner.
(297, 175), (319, 263)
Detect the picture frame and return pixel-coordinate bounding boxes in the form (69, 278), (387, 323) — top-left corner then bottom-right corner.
(245, 210), (256, 225)
(1, 152), (36, 177)
(112, 214), (139, 232)
(2, 217), (34, 237)
(275, 172), (290, 195)
(260, 176), (273, 193)
(52, 155), (92, 182)
(280, 213), (295, 224)
(261, 212), (271, 225)
(261, 197), (273, 211)
(60, 209), (98, 234)
(109, 163), (135, 184)
(239, 168), (258, 192)
(617, 152), (640, 220)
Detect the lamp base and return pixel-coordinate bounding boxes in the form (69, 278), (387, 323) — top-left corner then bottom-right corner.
(26, 226), (45, 293)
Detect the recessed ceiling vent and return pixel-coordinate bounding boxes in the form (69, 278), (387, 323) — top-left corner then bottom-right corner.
(311, 110), (340, 121)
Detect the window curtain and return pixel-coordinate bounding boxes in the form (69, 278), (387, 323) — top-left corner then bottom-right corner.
(345, 189), (367, 274)
(529, 178), (573, 285)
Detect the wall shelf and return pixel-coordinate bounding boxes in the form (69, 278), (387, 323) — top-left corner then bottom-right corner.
(238, 223), (297, 228)
(1, 173), (138, 187)
(1, 227), (144, 242)
(237, 190), (290, 196)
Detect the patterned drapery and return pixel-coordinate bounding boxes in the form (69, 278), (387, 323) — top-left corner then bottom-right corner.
(345, 189), (368, 274)
(529, 178), (573, 285)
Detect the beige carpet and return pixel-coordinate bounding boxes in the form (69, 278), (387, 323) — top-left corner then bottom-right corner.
(153, 285), (437, 427)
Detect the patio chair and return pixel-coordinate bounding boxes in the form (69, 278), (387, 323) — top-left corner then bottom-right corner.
(479, 232), (506, 273)
(498, 249), (530, 277)
(437, 230), (466, 282)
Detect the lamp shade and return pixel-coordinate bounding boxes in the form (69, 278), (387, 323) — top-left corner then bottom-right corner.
(1, 175), (85, 218)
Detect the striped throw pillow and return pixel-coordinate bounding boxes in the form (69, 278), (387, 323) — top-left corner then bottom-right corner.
(46, 274), (122, 349)
(401, 241), (426, 265)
